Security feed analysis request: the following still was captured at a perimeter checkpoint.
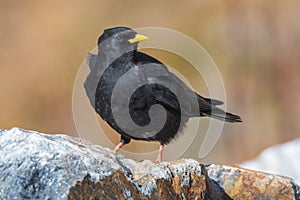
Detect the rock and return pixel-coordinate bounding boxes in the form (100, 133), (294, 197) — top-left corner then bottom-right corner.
(207, 164), (300, 200)
(0, 128), (299, 199)
(240, 138), (300, 185)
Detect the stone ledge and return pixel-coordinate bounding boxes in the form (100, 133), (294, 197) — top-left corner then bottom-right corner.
(0, 128), (299, 199)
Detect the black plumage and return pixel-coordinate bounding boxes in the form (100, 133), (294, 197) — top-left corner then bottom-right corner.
(84, 27), (242, 162)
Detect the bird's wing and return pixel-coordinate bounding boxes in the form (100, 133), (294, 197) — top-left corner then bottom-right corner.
(133, 52), (216, 116)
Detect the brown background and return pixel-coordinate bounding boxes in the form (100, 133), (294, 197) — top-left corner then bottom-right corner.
(1, 1), (299, 164)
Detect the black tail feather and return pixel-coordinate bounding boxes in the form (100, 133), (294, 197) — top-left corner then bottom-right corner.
(204, 98), (224, 106)
(202, 107), (242, 123)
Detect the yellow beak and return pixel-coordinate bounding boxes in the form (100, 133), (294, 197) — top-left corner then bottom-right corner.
(128, 33), (149, 44)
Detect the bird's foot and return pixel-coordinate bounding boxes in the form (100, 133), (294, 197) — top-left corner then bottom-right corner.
(155, 144), (164, 163)
(114, 142), (125, 153)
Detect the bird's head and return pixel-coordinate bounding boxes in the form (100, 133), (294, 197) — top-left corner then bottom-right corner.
(97, 27), (148, 57)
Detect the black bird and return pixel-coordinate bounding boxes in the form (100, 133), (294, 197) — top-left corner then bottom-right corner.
(84, 27), (241, 162)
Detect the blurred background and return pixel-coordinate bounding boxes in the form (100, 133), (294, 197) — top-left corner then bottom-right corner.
(0, 1), (299, 164)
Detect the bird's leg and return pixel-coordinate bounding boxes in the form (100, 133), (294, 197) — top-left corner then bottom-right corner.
(114, 142), (125, 153)
(155, 144), (165, 163)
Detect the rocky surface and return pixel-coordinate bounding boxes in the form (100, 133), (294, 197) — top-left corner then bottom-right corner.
(241, 138), (300, 185)
(0, 128), (299, 199)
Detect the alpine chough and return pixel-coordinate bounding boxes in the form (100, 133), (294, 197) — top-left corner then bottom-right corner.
(84, 27), (242, 162)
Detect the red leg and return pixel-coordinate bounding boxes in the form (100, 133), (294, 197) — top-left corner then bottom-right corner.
(155, 144), (165, 163)
(114, 142), (125, 153)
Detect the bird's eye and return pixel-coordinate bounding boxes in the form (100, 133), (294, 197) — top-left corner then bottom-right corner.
(116, 36), (122, 41)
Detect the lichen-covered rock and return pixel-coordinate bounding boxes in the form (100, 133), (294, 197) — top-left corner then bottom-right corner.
(207, 164), (300, 200)
(0, 128), (299, 199)
(241, 138), (300, 184)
